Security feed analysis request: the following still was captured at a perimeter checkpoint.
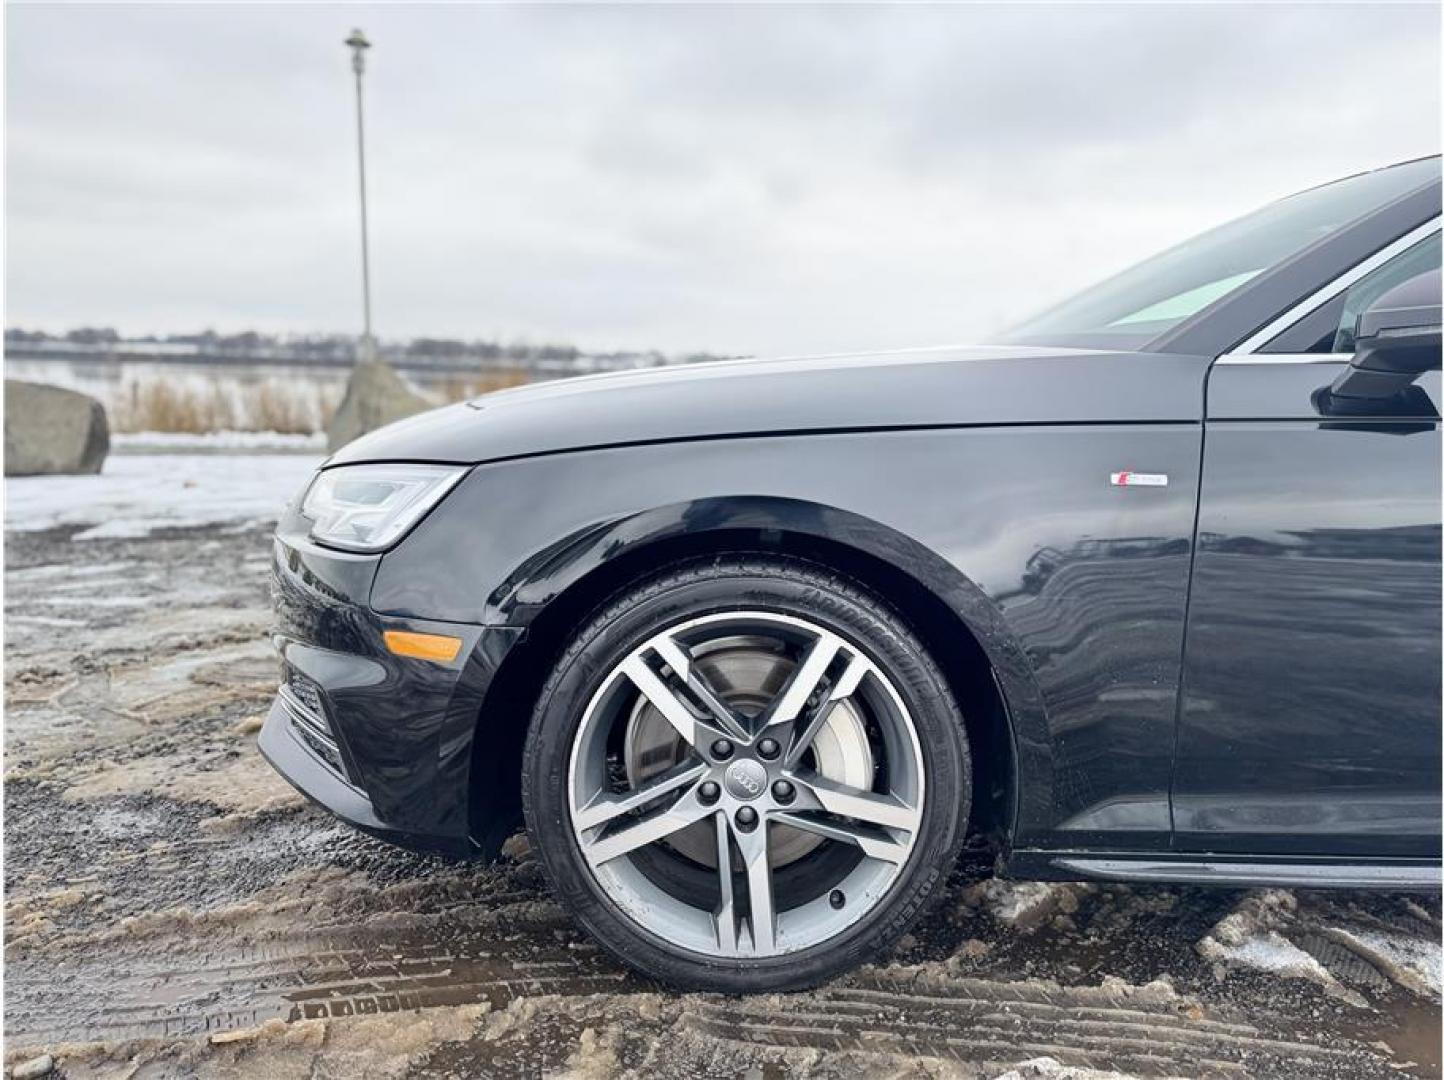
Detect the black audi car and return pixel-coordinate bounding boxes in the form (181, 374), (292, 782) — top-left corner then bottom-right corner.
(263, 156), (1442, 991)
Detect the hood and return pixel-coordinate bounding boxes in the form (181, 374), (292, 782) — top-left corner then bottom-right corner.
(327, 344), (1207, 467)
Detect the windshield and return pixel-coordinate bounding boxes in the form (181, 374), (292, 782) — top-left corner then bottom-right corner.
(1000, 157), (1440, 351)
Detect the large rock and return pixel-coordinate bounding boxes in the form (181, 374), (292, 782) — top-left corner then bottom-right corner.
(326, 361), (435, 452)
(4, 380), (109, 476)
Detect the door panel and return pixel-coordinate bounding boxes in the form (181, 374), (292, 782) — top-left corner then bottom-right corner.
(1174, 362), (1441, 857)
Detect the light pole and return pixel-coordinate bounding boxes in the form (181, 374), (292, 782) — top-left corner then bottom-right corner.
(345, 28), (375, 363)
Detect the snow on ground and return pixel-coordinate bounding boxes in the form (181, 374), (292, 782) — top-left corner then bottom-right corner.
(1195, 890), (1352, 1001)
(993, 1059), (1160, 1080)
(112, 431), (327, 453)
(4, 454), (322, 539)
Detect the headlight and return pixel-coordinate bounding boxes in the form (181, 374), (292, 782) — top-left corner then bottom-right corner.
(300, 464), (466, 552)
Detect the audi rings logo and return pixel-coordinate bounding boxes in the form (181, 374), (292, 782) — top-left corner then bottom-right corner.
(723, 759), (768, 801)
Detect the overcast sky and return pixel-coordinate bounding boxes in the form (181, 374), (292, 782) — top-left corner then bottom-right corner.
(5, 3), (1439, 356)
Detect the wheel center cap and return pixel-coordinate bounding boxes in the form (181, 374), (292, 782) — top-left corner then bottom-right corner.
(722, 759), (768, 801)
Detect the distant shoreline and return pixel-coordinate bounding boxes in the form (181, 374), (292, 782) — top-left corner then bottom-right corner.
(4, 344), (581, 377)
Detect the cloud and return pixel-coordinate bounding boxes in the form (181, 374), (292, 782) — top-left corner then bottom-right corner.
(5, 3), (1439, 354)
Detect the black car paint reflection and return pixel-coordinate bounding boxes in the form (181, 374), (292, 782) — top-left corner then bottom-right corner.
(260, 160), (1442, 888)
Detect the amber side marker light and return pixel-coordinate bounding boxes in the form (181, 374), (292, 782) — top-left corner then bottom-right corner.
(383, 630), (463, 663)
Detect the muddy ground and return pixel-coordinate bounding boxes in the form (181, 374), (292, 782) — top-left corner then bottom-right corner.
(4, 518), (1441, 1078)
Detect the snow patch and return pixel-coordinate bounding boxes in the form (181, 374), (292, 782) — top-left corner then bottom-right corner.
(4, 453), (321, 538)
(112, 430), (326, 452)
(1196, 890), (1365, 1006)
(1324, 925), (1443, 1000)
(1201, 929), (1331, 979)
(993, 1058), (1156, 1080)
(561, 1025), (625, 1080)
(961, 879), (1090, 931)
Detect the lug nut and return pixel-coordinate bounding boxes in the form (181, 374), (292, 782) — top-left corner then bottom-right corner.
(710, 738), (734, 760)
(829, 889), (846, 909)
(757, 737), (780, 759)
(698, 781), (721, 804)
(771, 779), (795, 803)
(735, 806), (758, 831)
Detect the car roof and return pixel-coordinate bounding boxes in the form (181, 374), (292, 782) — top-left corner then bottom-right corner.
(1287, 154), (1441, 201)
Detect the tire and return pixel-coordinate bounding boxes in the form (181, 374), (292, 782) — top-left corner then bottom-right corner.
(521, 554), (971, 992)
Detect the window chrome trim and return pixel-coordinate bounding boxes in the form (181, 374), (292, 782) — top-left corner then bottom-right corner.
(1215, 351), (1350, 366)
(1230, 217), (1442, 356)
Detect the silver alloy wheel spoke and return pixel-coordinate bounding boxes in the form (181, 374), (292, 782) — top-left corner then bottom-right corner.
(770, 811), (911, 865)
(580, 790), (712, 865)
(762, 632), (843, 731)
(569, 610), (926, 959)
(783, 651), (870, 769)
(651, 635), (752, 742)
(712, 813), (740, 955)
(794, 772), (919, 831)
(573, 759), (708, 832)
(620, 653), (733, 749)
(733, 818), (776, 953)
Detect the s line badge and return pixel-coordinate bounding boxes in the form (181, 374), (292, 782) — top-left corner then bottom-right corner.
(1110, 471), (1168, 487)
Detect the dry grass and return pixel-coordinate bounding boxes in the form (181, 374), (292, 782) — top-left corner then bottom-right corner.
(112, 377), (344, 434)
(115, 381), (236, 434)
(253, 382), (335, 434)
(107, 368), (521, 434)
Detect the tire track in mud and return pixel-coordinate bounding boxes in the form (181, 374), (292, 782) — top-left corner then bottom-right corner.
(705, 981), (1359, 1076)
(6, 894), (628, 1045)
(3, 897), (1401, 1079)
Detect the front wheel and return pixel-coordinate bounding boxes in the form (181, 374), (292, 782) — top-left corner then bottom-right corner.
(522, 556), (971, 992)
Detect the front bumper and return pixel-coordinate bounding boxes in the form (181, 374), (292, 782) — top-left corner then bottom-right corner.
(261, 524), (523, 858)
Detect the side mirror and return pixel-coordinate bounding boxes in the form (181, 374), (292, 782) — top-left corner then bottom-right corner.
(1328, 267), (1441, 404)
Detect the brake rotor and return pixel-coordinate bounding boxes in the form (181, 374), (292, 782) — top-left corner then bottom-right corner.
(623, 634), (875, 868)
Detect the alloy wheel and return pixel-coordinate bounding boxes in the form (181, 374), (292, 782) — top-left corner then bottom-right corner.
(567, 610), (925, 958)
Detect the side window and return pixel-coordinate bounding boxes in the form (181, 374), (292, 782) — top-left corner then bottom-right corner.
(1261, 232), (1441, 354)
(1332, 232), (1441, 353)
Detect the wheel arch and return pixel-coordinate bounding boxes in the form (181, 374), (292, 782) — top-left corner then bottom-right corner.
(467, 496), (1047, 857)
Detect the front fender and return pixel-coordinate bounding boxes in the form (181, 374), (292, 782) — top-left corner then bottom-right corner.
(475, 492), (1052, 839)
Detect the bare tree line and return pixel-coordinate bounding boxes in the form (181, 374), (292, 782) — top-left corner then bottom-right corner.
(4, 327), (729, 369)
